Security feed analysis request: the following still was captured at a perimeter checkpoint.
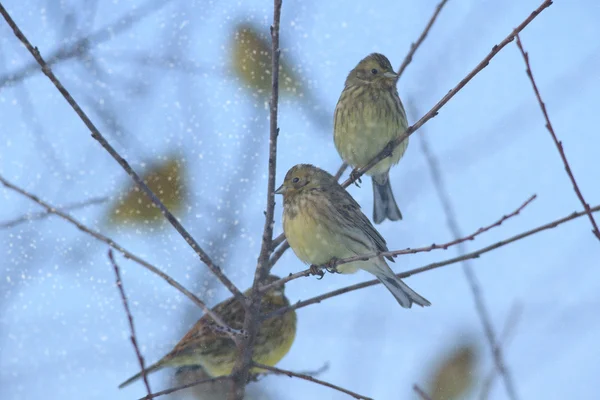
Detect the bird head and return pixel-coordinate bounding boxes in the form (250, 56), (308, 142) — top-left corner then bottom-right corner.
(274, 164), (333, 199)
(344, 53), (398, 88)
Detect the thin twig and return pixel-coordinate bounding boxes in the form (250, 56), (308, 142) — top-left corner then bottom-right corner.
(0, 174), (240, 340)
(340, 0), (553, 189)
(0, 0), (173, 87)
(333, 162), (348, 181)
(480, 303), (523, 400)
(107, 250), (152, 399)
(228, 1), (283, 398)
(268, 241), (290, 268)
(515, 34), (600, 241)
(0, 3), (244, 301)
(414, 102), (519, 400)
(0, 196), (107, 229)
(396, 0), (450, 79)
(138, 376), (231, 400)
(413, 384), (433, 400)
(260, 194), (536, 293)
(266, 202), (600, 319)
(254, 363), (373, 400)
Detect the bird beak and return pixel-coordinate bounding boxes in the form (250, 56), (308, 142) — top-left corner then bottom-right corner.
(383, 71), (398, 79)
(274, 184), (286, 195)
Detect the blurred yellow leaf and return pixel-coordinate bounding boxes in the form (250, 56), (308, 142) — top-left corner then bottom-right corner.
(230, 22), (304, 98)
(427, 341), (479, 400)
(107, 156), (187, 227)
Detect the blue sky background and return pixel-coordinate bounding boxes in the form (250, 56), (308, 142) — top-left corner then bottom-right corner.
(1, 0), (599, 399)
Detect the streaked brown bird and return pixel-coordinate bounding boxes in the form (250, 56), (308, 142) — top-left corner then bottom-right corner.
(334, 53), (408, 224)
(118, 275), (296, 389)
(276, 164), (430, 308)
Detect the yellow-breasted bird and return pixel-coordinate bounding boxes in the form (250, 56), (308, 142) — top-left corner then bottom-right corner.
(334, 53), (408, 224)
(275, 164), (430, 308)
(118, 275), (296, 388)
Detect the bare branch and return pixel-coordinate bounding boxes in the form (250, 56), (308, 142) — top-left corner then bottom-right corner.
(138, 376), (231, 400)
(107, 250), (152, 399)
(266, 202), (600, 319)
(341, 0), (553, 188)
(0, 0), (173, 87)
(480, 303), (523, 400)
(413, 384), (433, 400)
(0, 196), (107, 229)
(254, 363), (373, 400)
(0, 3), (244, 301)
(261, 194), (536, 293)
(414, 101), (519, 400)
(515, 34), (600, 241)
(228, 0), (283, 398)
(396, 0), (450, 79)
(333, 162), (348, 181)
(0, 174), (240, 340)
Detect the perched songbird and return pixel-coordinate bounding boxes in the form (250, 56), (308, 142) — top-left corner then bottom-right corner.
(275, 164), (430, 308)
(118, 275), (296, 389)
(334, 53), (408, 224)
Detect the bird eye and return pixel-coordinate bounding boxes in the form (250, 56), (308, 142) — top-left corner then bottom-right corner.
(292, 177), (300, 183)
(371, 68), (378, 75)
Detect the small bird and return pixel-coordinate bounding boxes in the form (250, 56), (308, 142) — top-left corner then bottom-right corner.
(118, 275), (296, 389)
(334, 53), (408, 224)
(275, 164), (430, 308)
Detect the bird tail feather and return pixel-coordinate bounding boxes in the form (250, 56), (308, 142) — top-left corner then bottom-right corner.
(372, 177), (402, 224)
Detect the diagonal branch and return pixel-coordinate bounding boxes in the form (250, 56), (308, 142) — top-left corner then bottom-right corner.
(228, 0), (283, 398)
(261, 194), (536, 293)
(265, 202), (600, 319)
(413, 384), (433, 400)
(0, 3), (244, 301)
(0, 0), (173, 87)
(0, 174), (241, 340)
(254, 363), (373, 400)
(138, 376), (231, 400)
(0, 196), (107, 229)
(515, 33), (600, 241)
(341, 0), (553, 189)
(108, 250), (152, 400)
(414, 102), (519, 400)
(396, 0), (450, 79)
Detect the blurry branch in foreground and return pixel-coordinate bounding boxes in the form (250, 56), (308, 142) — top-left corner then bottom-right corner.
(0, 2), (244, 301)
(108, 249), (153, 399)
(414, 384), (433, 400)
(480, 303), (523, 400)
(515, 34), (600, 241)
(0, 174), (240, 340)
(0, 0), (173, 87)
(0, 196), (107, 229)
(265, 201), (600, 319)
(396, 0), (450, 79)
(411, 98), (519, 400)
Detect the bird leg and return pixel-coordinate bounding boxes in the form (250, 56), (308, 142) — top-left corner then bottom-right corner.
(349, 168), (363, 187)
(324, 257), (340, 274)
(309, 264), (325, 279)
